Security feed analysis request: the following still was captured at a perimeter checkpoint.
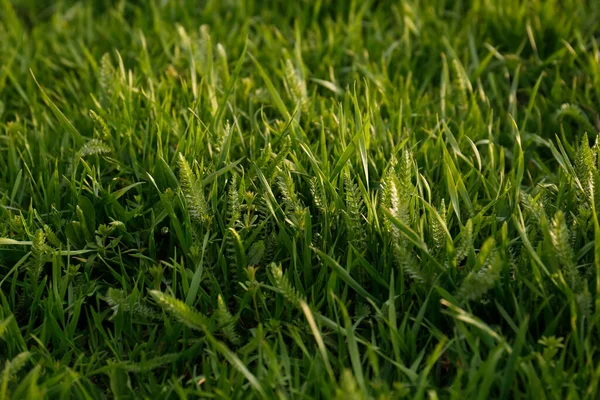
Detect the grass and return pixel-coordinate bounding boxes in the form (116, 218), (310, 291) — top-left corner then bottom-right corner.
(1, 0), (600, 398)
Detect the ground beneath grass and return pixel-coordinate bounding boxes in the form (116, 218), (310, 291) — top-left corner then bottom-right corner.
(1, 0), (600, 398)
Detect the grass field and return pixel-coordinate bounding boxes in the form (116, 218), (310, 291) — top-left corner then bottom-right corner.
(1, 0), (600, 398)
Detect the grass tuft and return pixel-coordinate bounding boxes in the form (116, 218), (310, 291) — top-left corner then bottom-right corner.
(1, 0), (600, 397)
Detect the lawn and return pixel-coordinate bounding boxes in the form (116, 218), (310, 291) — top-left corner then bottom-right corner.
(1, 0), (600, 398)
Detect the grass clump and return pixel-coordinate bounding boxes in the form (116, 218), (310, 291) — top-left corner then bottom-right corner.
(1, 0), (600, 398)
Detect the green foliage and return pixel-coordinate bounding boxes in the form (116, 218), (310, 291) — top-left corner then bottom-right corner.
(89, 110), (111, 141)
(521, 193), (546, 226)
(0, 352), (31, 399)
(455, 219), (473, 265)
(1, 0), (600, 398)
(79, 139), (111, 157)
(98, 52), (116, 100)
(431, 199), (447, 252)
(149, 290), (208, 331)
(178, 153), (211, 226)
(105, 288), (160, 321)
(26, 229), (46, 292)
(226, 174), (241, 228)
(550, 211), (581, 291)
(554, 104), (597, 135)
(309, 177), (328, 214)
(269, 262), (305, 307)
(575, 133), (596, 200)
(382, 151), (413, 235)
(344, 171), (367, 253)
(458, 238), (502, 302)
(283, 59), (308, 112)
(215, 294), (240, 345)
